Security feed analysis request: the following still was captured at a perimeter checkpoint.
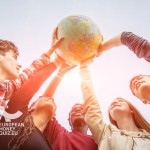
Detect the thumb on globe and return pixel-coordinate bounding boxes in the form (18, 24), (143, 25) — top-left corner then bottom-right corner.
(80, 55), (95, 68)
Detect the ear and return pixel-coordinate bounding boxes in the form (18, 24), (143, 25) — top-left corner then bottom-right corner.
(0, 55), (2, 61)
(0, 55), (4, 61)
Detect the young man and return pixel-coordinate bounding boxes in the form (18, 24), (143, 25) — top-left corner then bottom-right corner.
(42, 63), (98, 150)
(97, 32), (150, 104)
(0, 57), (63, 150)
(130, 75), (150, 104)
(0, 29), (64, 150)
(0, 28), (63, 120)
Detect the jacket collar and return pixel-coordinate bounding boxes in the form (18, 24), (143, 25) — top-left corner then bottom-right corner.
(109, 124), (150, 138)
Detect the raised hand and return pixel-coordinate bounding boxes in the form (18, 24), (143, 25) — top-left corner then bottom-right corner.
(46, 27), (64, 57)
(96, 33), (122, 57)
(57, 63), (76, 77)
(80, 55), (95, 68)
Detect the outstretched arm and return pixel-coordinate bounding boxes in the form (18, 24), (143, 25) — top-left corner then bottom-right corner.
(7, 29), (64, 112)
(1, 28), (63, 102)
(97, 32), (150, 62)
(121, 32), (150, 62)
(97, 33), (122, 56)
(79, 61), (109, 145)
(43, 63), (76, 97)
(42, 63), (76, 145)
(13, 28), (64, 92)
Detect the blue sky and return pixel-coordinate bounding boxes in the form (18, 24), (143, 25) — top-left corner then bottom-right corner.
(0, 0), (150, 131)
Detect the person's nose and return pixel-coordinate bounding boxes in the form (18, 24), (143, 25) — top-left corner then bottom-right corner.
(75, 107), (82, 112)
(112, 101), (118, 106)
(17, 63), (22, 70)
(113, 98), (121, 104)
(75, 108), (80, 111)
(133, 80), (138, 85)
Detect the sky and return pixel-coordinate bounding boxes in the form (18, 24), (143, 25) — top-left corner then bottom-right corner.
(0, 0), (150, 132)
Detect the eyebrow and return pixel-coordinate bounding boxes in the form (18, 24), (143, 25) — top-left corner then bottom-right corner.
(71, 106), (83, 111)
(130, 76), (142, 89)
(13, 53), (18, 58)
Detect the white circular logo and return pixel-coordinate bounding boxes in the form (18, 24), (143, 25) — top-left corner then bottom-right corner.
(2, 110), (23, 122)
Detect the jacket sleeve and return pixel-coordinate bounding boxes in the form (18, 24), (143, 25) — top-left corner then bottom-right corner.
(0, 54), (52, 119)
(80, 67), (109, 144)
(0, 53), (50, 101)
(45, 117), (66, 145)
(13, 53), (51, 91)
(121, 32), (150, 62)
(9, 62), (57, 112)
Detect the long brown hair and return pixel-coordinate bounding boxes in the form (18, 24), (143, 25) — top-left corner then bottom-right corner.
(108, 99), (150, 133)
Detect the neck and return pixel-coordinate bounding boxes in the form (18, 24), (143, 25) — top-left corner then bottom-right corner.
(31, 111), (50, 132)
(72, 126), (88, 134)
(0, 70), (7, 82)
(116, 116), (140, 132)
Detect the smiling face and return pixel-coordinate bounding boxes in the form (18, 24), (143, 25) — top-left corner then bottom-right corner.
(109, 98), (132, 122)
(0, 50), (21, 80)
(68, 104), (86, 129)
(130, 75), (150, 104)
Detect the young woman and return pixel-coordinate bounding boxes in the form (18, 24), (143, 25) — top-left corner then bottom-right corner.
(79, 63), (150, 150)
(8, 96), (56, 150)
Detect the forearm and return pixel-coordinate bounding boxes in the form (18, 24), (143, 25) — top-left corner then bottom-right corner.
(121, 32), (150, 62)
(80, 67), (96, 101)
(9, 62), (57, 111)
(13, 54), (51, 91)
(43, 75), (62, 97)
(100, 33), (123, 52)
(80, 67), (107, 144)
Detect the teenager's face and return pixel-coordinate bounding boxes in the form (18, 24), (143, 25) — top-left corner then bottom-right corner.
(0, 50), (21, 80)
(109, 98), (131, 121)
(130, 75), (150, 104)
(69, 104), (86, 129)
(29, 96), (56, 118)
(35, 96), (56, 111)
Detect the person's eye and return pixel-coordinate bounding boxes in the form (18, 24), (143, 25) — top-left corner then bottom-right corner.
(13, 55), (17, 60)
(118, 99), (124, 103)
(136, 76), (143, 81)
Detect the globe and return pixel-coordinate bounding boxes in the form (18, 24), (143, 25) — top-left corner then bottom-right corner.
(56, 15), (103, 64)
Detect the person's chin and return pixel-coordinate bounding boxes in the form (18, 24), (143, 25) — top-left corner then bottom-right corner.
(73, 117), (85, 127)
(141, 98), (150, 104)
(139, 86), (150, 101)
(9, 73), (19, 80)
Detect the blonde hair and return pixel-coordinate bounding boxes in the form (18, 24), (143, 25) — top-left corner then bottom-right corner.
(108, 99), (150, 133)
